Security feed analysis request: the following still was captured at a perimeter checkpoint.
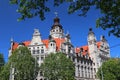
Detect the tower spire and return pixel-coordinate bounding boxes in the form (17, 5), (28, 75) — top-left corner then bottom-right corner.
(50, 14), (64, 38)
(54, 12), (58, 17)
(10, 37), (13, 42)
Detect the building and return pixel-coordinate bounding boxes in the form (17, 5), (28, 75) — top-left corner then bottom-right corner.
(9, 17), (110, 80)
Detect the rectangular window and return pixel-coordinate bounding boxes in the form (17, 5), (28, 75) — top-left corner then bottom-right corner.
(36, 57), (39, 60)
(41, 49), (44, 53)
(33, 50), (35, 54)
(40, 71), (43, 76)
(41, 56), (44, 60)
(37, 50), (39, 54)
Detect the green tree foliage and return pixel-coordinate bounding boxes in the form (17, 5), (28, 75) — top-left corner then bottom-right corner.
(0, 47), (39, 80)
(40, 52), (75, 80)
(0, 54), (5, 72)
(10, 0), (50, 21)
(0, 62), (11, 80)
(97, 58), (120, 80)
(10, 0), (120, 37)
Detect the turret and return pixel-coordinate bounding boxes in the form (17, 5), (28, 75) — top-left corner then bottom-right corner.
(50, 17), (64, 38)
(100, 35), (110, 57)
(65, 33), (71, 43)
(48, 35), (56, 53)
(9, 37), (14, 57)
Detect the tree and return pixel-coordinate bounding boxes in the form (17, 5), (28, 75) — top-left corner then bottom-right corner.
(0, 54), (5, 72)
(97, 58), (120, 80)
(40, 52), (75, 80)
(10, 0), (120, 37)
(0, 47), (39, 80)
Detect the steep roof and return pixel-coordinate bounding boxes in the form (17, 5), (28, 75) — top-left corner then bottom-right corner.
(42, 38), (65, 50)
(12, 42), (18, 51)
(12, 38), (65, 51)
(75, 45), (89, 56)
(75, 41), (101, 56)
(12, 39), (101, 56)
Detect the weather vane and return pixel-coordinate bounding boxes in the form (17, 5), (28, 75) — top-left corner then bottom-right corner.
(54, 12), (58, 17)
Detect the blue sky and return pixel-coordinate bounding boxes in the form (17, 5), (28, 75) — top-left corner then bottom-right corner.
(0, 0), (120, 62)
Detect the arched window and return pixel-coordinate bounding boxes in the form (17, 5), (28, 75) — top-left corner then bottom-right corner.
(53, 30), (55, 32)
(51, 43), (52, 46)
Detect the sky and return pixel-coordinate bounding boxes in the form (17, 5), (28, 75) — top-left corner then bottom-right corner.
(0, 0), (120, 62)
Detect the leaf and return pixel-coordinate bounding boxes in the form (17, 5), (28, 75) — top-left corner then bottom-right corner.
(40, 52), (75, 80)
(0, 47), (39, 80)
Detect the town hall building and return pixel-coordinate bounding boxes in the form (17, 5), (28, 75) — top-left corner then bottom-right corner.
(9, 16), (110, 80)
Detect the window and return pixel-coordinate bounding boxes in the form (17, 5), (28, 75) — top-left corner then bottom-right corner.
(40, 71), (43, 76)
(94, 68), (96, 73)
(51, 43), (52, 46)
(72, 58), (75, 62)
(53, 30), (55, 32)
(68, 47), (71, 53)
(37, 50), (39, 54)
(41, 56), (44, 60)
(60, 30), (62, 32)
(36, 57), (39, 60)
(41, 49), (44, 53)
(33, 50), (35, 54)
(81, 60), (83, 64)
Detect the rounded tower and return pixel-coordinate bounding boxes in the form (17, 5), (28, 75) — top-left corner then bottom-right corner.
(50, 17), (64, 38)
(48, 35), (56, 53)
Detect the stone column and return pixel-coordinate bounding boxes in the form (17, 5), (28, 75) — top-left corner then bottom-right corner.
(75, 64), (78, 80)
